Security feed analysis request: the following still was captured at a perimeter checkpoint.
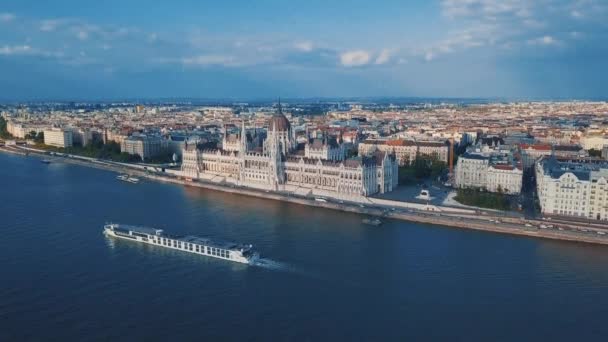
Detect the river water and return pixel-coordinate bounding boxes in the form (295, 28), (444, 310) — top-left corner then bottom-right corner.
(1, 153), (608, 341)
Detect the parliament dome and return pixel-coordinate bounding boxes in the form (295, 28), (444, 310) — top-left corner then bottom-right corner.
(269, 112), (291, 131)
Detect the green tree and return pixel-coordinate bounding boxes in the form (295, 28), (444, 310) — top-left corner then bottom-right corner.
(588, 148), (602, 157)
(0, 116), (12, 139)
(25, 130), (37, 140)
(454, 188), (510, 211)
(35, 132), (44, 144)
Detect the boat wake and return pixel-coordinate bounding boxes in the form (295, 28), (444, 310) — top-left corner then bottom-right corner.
(251, 257), (292, 271)
(251, 257), (323, 280)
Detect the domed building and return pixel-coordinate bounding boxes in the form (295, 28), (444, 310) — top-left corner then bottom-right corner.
(264, 102), (295, 156)
(269, 111), (291, 132)
(181, 100), (398, 197)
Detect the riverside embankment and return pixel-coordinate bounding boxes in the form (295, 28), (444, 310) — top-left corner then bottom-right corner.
(3, 145), (608, 246)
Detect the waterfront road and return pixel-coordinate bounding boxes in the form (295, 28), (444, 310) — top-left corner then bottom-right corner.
(4, 145), (608, 246)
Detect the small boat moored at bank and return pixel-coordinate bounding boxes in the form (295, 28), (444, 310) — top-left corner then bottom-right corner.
(362, 218), (382, 226)
(125, 177), (140, 184)
(117, 174), (140, 183)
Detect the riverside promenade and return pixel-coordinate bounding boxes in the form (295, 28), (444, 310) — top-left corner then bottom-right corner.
(4, 145), (608, 246)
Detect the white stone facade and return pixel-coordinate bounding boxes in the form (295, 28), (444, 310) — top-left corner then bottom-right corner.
(536, 157), (608, 220)
(304, 138), (345, 161)
(358, 139), (447, 166)
(455, 151), (523, 195)
(181, 118), (398, 198)
(121, 135), (165, 161)
(581, 135), (608, 150)
(44, 128), (73, 148)
(7, 121), (46, 139)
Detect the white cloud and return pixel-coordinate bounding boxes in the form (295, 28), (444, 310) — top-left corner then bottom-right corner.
(42, 20), (134, 42)
(523, 19), (545, 28)
(441, 0), (532, 19)
(374, 49), (391, 65)
(571, 10), (583, 18)
(182, 55), (238, 66)
(540, 35), (556, 45)
(569, 31), (583, 39)
(40, 19), (63, 32)
(528, 35), (560, 46)
(3, 2), (598, 74)
(433, 0), (596, 61)
(294, 41), (313, 52)
(0, 13), (15, 23)
(420, 28), (488, 62)
(0, 45), (32, 55)
(77, 30), (89, 41)
(340, 50), (370, 67)
(0, 45), (64, 59)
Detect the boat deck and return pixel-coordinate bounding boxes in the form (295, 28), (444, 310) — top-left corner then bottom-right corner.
(109, 224), (252, 252)
(110, 224), (162, 236)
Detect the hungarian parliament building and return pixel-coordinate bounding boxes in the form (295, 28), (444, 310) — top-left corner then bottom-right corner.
(181, 111), (399, 199)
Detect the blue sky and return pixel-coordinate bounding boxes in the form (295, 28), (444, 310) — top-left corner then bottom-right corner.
(0, 0), (607, 100)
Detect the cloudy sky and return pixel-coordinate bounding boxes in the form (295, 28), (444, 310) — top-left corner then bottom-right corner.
(0, 0), (606, 100)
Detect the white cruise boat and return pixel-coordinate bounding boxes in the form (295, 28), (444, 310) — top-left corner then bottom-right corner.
(116, 175), (140, 184)
(103, 223), (259, 264)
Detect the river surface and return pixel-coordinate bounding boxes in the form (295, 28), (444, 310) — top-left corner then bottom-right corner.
(2, 153), (608, 341)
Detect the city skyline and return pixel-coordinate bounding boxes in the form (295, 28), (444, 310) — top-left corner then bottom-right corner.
(3, 3), (608, 340)
(1, 0), (607, 100)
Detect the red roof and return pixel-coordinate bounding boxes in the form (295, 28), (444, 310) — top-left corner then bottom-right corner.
(519, 143), (551, 151)
(386, 139), (416, 146)
(492, 165), (516, 170)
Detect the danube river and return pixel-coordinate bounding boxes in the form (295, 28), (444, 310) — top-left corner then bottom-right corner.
(2, 153), (608, 341)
